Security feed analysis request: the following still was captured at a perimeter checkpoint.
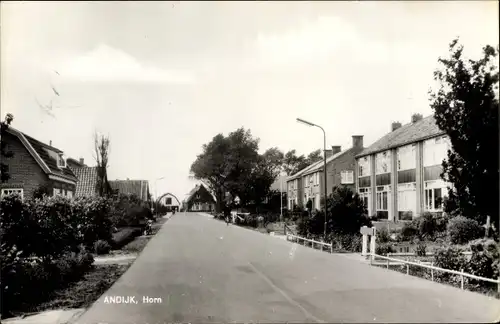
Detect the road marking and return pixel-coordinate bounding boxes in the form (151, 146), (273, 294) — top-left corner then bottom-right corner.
(248, 262), (325, 323)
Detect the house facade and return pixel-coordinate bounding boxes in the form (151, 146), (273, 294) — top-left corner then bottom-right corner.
(184, 184), (216, 212)
(355, 114), (451, 221)
(1, 127), (78, 200)
(287, 135), (364, 210)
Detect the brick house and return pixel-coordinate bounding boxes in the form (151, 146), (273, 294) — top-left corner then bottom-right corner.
(286, 135), (364, 210)
(183, 184), (216, 212)
(1, 126), (78, 199)
(68, 158), (100, 197)
(109, 179), (150, 201)
(355, 114), (451, 221)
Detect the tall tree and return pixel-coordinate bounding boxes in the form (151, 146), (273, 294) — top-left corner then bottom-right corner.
(0, 113), (14, 183)
(429, 38), (499, 230)
(190, 128), (261, 211)
(93, 132), (112, 197)
(282, 149), (323, 175)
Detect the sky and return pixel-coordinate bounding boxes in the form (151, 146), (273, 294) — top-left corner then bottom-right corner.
(1, 1), (498, 201)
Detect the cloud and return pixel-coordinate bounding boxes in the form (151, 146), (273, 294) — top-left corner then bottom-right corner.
(250, 15), (437, 70)
(57, 44), (195, 84)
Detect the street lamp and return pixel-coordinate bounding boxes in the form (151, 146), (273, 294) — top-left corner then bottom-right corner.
(154, 177), (165, 216)
(296, 118), (327, 238)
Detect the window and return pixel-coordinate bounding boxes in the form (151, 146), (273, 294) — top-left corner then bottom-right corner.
(57, 154), (67, 168)
(376, 185), (390, 211)
(397, 144), (416, 171)
(424, 180), (448, 211)
(376, 151), (391, 174)
(53, 188), (61, 196)
(341, 170), (354, 184)
(1, 188), (23, 199)
(358, 156), (371, 177)
(315, 173), (319, 185)
(358, 187), (371, 215)
(67, 191), (73, 198)
(423, 136), (451, 167)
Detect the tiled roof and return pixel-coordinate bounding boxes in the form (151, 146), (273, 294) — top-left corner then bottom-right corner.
(287, 160), (324, 181)
(185, 184), (217, 203)
(72, 166), (98, 197)
(357, 115), (445, 158)
(109, 180), (150, 201)
(302, 149), (350, 176)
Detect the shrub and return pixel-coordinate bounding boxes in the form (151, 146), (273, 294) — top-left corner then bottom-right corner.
(112, 227), (141, 249)
(326, 186), (371, 235)
(375, 243), (395, 256)
(467, 239), (500, 281)
(330, 233), (362, 252)
(415, 243), (427, 256)
(377, 227), (391, 243)
(401, 221), (419, 241)
(447, 216), (483, 245)
(418, 212), (438, 239)
(1, 251), (94, 316)
(94, 240), (111, 255)
(433, 247), (467, 271)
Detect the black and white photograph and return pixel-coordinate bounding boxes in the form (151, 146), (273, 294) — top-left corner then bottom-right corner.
(1, 1), (499, 323)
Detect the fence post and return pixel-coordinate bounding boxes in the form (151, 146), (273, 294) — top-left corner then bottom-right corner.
(460, 269), (464, 290)
(431, 262), (434, 281)
(497, 277), (500, 294)
(387, 257), (390, 269)
(330, 243), (333, 254)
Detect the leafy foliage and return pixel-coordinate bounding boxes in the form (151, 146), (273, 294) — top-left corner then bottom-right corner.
(282, 149), (322, 176)
(325, 186), (371, 235)
(375, 243), (395, 256)
(1, 113), (14, 183)
(377, 227), (391, 244)
(447, 216), (483, 244)
(94, 239), (111, 255)
(108, 193), (153, 227)
(430, 38), (499, 230)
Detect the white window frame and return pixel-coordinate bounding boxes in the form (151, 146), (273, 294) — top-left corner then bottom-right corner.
(375, 151), (391, 175)
(397, 183), (416, 214)
(341, 170), (354, 184)
(358, 156), (371, 177)
(67, 190), (73, 198)
(1, 188), (24, 199)
(315, 173), (319, 186)
(397, 144), (417, 171)
(424, 180), (448, 212)
(376, 185), (391, 211)
(358, 187), (371, 215)
(53, 188), (61, 196)
(57, 154), (67, 168)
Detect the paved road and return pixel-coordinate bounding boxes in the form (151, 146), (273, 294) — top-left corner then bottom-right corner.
(75, 212), (499, 323)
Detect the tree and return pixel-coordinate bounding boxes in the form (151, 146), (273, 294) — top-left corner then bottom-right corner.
(429, 38), (499, 230)
(1, 113), (14, 183)
(93, 132), (112, 197)
(190, 128), (261, 212)
(326, 186), (371, 235)
(282, 149), (323, 176)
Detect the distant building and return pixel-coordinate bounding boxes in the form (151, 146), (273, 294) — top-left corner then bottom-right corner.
(355, 114), (451, 221)
(1, 126), (78, 199)
(286, 135), (364, 210)
(183, 184), (216, 212)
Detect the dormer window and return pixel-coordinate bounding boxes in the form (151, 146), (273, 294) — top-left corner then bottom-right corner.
(57, 154), (67, 168)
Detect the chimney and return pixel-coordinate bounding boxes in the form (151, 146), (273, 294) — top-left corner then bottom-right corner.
(324, 149), (333, 158)
(79, 158), (84, 164)
(391, 122), (402, 132)
(331, 146), (341, 155)
(49, 140), (52, 146)
(411, 113), (423, 123)
(352, 135), (364, 148)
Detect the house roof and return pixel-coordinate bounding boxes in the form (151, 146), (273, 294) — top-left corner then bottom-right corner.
(302, 149), (350, 176)
(109, 180), (150, 201)
(67, 158), (86, 168)
(356, 115), (445, 158)
(72, 166), (98, 197)
(185, 183), (217, 203)
(287, 160), (324, 182)
(6, 127), (78, 183)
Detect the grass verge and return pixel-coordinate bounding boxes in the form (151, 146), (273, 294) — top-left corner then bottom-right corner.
(33, 264), (131, 313)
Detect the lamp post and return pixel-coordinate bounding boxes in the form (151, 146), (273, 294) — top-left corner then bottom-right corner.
(296, 118), (327, 238)
(154, 177), (165, 216)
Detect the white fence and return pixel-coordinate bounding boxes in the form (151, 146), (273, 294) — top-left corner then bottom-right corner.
(286, 234), (333, 253)
(370, 253), (500, 292)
